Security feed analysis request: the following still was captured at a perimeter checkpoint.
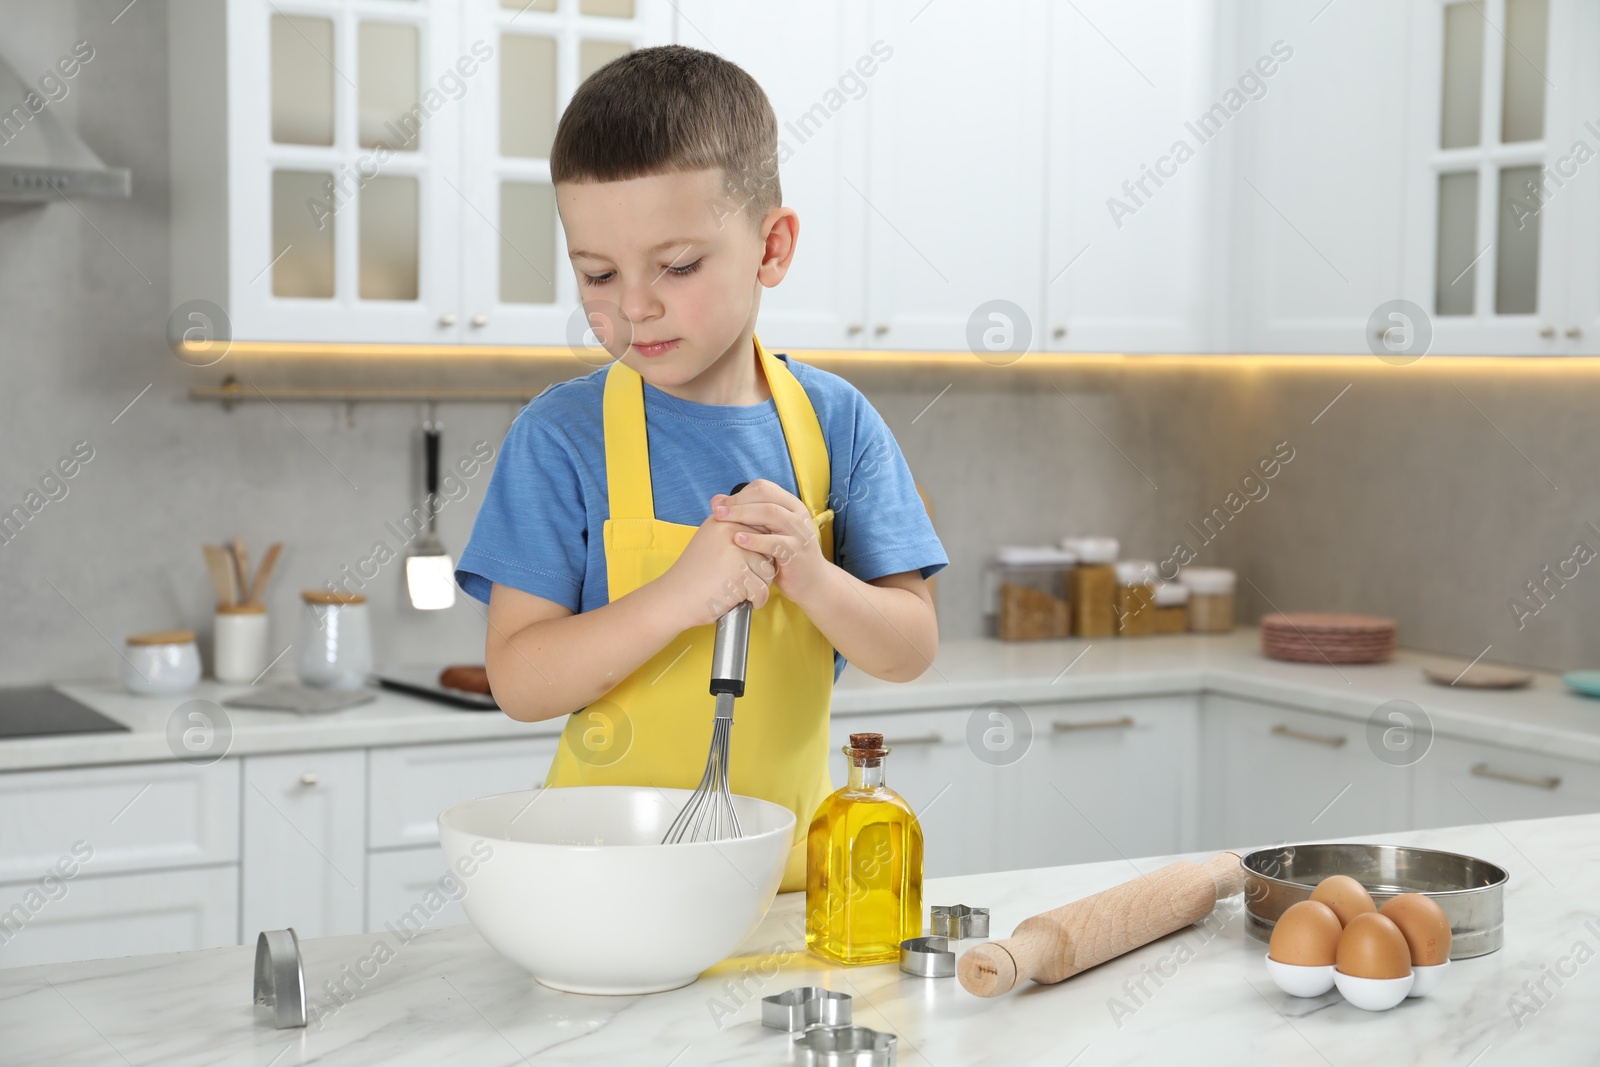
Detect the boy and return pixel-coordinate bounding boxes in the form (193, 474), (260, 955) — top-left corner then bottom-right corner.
(455, 45), (946, 892)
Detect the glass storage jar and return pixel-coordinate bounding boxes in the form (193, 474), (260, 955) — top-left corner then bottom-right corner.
(992, 546), (1075, 640)
(1181, 567), (1237, 633)
(1114, 560), (1158, 636)
(1067, 537), (1119, 638)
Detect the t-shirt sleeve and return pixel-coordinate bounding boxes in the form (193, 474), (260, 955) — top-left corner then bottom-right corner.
(454, 413), (588, 611)
(833, 395), (948, 584)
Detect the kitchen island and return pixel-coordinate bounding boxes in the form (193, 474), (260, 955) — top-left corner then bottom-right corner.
(4, 812), (1595, 1066)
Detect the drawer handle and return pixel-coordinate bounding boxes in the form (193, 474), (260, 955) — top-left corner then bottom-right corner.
(1271, 724), (1346, 748)
(885, 733), (943, 747)
(1052, 716), (1135, 733)
(1471, 763), (1560, 791)
(299, 772), (319, 786)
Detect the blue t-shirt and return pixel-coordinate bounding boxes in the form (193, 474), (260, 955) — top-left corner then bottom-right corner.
(455, 352), (947, 680)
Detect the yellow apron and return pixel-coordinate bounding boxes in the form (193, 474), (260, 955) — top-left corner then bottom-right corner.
(543, 335), (836, 893)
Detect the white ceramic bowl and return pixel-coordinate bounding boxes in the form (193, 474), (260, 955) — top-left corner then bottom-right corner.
(1334, 970), (1414, 1010)
(1407, 959), (1449, 997)
(120, 640), (200, 696)
(438, 786), (795, 995)
(1264, 954), (1336, 997)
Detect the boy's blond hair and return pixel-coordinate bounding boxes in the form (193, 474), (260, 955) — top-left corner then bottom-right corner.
(550, 44), (781, 221)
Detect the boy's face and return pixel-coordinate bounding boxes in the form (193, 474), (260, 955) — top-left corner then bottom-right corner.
(558, 168), (787, 392)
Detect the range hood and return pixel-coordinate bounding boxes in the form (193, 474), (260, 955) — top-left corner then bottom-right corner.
(0, 54), (130, 201)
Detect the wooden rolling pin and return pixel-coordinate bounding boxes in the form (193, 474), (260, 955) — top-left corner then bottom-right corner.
(958, 851), (1244, 997)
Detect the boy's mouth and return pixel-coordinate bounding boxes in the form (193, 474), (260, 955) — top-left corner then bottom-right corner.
(631, 338), (680, 358)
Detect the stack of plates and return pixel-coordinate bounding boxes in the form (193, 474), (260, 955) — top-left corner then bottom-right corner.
(1261, 613), (1397, 664)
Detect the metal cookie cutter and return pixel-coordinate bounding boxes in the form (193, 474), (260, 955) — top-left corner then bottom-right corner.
(252, 928), (307, 1029)
(761, 986), (851, 1032)
(898, 935), (955, 978)
(928, 904), (990, 940)
(793, 1025), (897, 1066)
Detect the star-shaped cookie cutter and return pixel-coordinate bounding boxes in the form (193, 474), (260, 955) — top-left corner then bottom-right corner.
(761, 986), (852, 1032)
(928, 904), (990, 940)
(793, 1024), (898, 1066)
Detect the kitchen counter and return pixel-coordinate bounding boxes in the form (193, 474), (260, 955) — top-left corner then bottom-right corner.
(7, 630), (1600, 772)
(4, 811), (1595, 1065)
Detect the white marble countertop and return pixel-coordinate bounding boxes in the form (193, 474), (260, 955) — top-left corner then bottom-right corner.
(4, 812), (1594, 1065)
(6, 630), (1600, 772)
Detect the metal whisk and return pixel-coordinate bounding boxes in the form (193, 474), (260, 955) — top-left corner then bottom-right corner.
(661, 581), (753, 844)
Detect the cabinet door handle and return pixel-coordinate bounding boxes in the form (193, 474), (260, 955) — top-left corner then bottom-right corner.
(884, 733), (943, 747)
(299, 772), (319, 786)
(847, 323), (863, 336)
(1471, 762), (1560, 790)
(1540, 324), (1557, 338)
(1271, 724), (1346, 748)
(1567, 326), (1583, 339)
(873, 324), (889, 337)
(470, 314), (489, 328)
(1053, 716), (1135, 733)
(438, 313), (457, 327)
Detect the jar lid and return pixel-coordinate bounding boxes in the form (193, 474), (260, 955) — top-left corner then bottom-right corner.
(216, 602), (268, 615)
(1115, 559), (1158, 585)
(996, 545), (1078, 566)
(1180, 567), (1237, 594)
(1072, 537), (1119, 564)
(126, 629), (196, 646)
(301, 589), (367, 605)
(1154, 582), (1190, 606)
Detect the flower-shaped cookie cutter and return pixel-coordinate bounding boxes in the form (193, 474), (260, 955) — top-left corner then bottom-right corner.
(793, 1024), (897, 1066)
(898, 935), (955, 978)
(761, 985), (852, 1032)
(928, 904), (989, 940)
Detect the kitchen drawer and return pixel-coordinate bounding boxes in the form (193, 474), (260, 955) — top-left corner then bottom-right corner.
(1014, 697), (1200, 868)
(0, 865), (238, 969)
(242, 750), (365, 940)
(0, 760), (239, 883)
(366, 846), (469, 935)
(1414, 736), (1600, 830)
(1200, 695), (1413, 851)
(828, 709), (1007, 878)
(368, 737), (558, 850)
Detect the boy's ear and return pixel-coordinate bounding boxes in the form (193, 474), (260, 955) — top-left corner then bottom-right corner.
(756, 207), (799, 289)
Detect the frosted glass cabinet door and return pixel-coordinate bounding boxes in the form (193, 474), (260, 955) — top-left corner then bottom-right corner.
(458, 0), (673, 346)
(224, 0), (465, 343)
(1402, 0), (1586, 355)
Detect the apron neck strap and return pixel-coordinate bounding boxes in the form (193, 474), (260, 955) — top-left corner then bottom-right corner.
(602, 334), (830, 521)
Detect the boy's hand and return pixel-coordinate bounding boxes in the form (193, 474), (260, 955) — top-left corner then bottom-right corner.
(710, 480), (830, 606)
(659, 512), (775, 628)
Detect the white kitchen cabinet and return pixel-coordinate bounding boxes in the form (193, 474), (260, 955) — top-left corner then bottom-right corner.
(1412, 735), (1600, 829)
(242, 750), (366, 940)
(1012, 697), (1199, 869)
(167, 0), (670, 346)
(366, 846), (468, 935)
(0, 866), (239, 970)
(0, 760), (238, 884)
(1045, 0), (1223, 353)
(860, 0), (1049, 352)
(828, 710), (1006, 878)
(368, 735), (558, 849)
(1223, 0), (1414, 355)
(1199, 695), (1413, 851)
(673, 0), (871, 349)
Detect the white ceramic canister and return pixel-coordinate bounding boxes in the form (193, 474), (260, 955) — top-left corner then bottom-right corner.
(121, 629), (202, 696)
(214, 603), (270, 683)
(296, 591), (373, 690)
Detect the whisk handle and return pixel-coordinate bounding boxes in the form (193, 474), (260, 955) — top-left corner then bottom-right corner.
(711, 482), (755, 698)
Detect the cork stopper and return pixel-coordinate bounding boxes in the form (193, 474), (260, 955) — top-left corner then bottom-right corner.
(848, 732), (887, 759)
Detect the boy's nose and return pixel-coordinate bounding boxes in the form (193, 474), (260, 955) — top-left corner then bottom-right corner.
(619, 282), (664, 327)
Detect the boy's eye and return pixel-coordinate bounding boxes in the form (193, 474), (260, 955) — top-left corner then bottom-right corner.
(581, 271), (615, 287)
(664, 259), (703, 278)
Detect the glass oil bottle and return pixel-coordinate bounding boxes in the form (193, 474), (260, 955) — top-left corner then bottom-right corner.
(805, 732), (923, 965)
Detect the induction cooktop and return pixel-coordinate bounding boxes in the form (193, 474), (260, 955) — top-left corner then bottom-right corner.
(0, 687), (131, 740)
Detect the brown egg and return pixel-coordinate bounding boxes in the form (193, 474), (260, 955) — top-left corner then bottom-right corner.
(1269, 900), (1344, 966)
(1380, 893), (1453, 966)
(1336, 912), (1413, 979)
(1310, 875), (1377, 927)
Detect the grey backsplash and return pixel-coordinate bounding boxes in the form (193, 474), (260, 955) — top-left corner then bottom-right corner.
(2, 0), (1595, 685)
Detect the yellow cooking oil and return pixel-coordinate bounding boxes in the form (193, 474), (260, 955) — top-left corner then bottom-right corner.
(805, 732), (923, 965)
